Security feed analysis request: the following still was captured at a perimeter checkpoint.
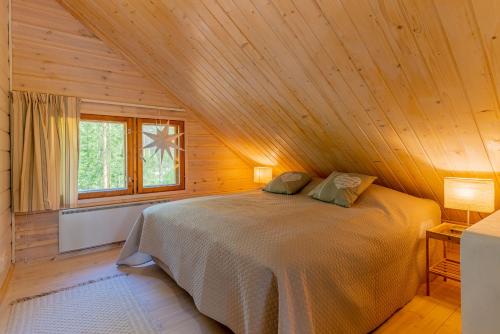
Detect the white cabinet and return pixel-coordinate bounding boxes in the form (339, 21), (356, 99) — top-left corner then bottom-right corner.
(462, 211), (500, 334)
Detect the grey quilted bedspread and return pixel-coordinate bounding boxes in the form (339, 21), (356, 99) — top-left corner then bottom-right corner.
(117, 184), (440, 334)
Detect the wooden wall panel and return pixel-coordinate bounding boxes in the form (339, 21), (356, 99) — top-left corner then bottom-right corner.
(15, 211), (58, 263)
(11, 0), (180, 107)
(11, 0), (256, 262)
(58, 0), (500, 222)
(0, 0), (11, 287)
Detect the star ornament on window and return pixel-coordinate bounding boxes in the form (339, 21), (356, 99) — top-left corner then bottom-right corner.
(143, 126), (184, 164)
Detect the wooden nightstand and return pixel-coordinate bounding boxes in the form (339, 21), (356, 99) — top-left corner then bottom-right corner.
(426, 222), (466, 296)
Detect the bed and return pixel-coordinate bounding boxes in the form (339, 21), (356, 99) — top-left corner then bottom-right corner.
(117, 180), (440, 333)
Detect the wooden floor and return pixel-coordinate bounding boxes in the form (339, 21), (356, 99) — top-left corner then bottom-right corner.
(0, 248), (461, 333)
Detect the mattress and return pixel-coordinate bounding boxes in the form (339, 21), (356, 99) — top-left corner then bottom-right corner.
(117, 183), (440, 334)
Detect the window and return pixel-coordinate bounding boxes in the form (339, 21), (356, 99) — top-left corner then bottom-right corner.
(137, 119), (185, 193)
(78, 114), (185, 199)
(78, 115), (133, 199)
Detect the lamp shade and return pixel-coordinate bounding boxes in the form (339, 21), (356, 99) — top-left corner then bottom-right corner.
(254, 167), (273, 184)
(444, 177), (495, 213)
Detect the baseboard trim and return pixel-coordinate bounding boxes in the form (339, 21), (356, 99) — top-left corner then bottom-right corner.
(17, 241), (124, 265)
(57, 241), (124, 260)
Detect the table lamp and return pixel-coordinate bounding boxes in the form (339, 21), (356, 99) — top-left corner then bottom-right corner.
(254, 167), (272, 184)
(444, 177), (495, 225)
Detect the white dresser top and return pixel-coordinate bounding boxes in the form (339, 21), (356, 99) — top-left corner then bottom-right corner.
(464, 210), (500, 238)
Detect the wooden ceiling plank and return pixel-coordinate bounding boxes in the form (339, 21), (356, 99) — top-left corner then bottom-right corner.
(327, 0), (463, 219)
(184, 2), (338, 173)
(219, 0), (393, 185)
(200, 0), (372, 173)
(247, 0), (410, 190)
(173, 0), (346, 174)
(293, 0), (439, 202)
(196, 0), (351, 174)
(335, 0), (451, 172)
(212, 0), (378, 176)
(140, 0), (323, 174)
(373, 0), (482, 184)
(398, 0), (494, 176)
(332, 1), (456, 218)
(271, 0), (427, 197)
(437, 0), (500, 211)
(366, 0), (479, 219)
(395, 0), (499, 221)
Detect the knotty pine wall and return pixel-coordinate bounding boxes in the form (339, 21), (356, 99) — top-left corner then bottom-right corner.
(11, 0), (255, 262)
(11, 0), (179, 107)
(0, 0), (11, 287)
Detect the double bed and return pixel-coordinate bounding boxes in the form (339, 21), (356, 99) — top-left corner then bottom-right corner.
(117, 180), (440, 333)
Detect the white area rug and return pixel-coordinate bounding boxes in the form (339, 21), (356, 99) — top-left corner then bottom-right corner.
(7, 274), (157, 334)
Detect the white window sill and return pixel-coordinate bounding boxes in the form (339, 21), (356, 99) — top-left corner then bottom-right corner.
(77, 189), (189, 208)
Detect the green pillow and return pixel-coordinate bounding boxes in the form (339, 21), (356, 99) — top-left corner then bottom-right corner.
(263, 172), (311, 195)
(309, 172), (377, 207)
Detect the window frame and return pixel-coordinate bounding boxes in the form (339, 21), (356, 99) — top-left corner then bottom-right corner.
(136, 118), (186, 194)
(77, 114), (186, 200)
(78, 114), (134, 200)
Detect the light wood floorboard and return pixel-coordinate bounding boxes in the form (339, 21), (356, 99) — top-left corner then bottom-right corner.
(0, 248), (460, 333)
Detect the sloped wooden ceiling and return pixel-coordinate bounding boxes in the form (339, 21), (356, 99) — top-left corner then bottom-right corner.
(58, 0), (499, 220)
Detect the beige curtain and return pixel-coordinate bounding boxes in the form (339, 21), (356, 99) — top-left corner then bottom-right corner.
(12, 91), (79, 212)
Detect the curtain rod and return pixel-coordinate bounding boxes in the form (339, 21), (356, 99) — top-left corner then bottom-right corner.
(79, 98), (185, 112)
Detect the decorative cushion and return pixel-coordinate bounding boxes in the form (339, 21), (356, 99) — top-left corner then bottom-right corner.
(308, 171), (377, 207)
(263, 172), (311, 195)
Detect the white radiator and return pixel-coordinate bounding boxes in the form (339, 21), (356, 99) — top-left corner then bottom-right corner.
(59, 200), (168, 253)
